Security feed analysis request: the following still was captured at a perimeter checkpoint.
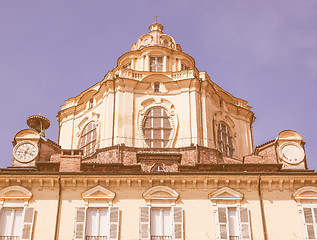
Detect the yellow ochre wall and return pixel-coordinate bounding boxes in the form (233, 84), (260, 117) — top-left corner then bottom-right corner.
(1, 174), (313, 240)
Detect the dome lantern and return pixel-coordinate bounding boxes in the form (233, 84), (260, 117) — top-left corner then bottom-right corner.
(149, 22), (164, 32)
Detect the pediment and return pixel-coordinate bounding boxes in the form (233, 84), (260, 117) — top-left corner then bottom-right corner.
(0, 186), (32, 200)
(209, 187), (243, 202)
(214, 112), (235, 129)
(82, 185), (115, 201)
(143, 186), (179, 201)
(293, 186), (317, 201)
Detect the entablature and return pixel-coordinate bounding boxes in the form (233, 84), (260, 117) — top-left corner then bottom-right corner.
(1, 174), (317, 193)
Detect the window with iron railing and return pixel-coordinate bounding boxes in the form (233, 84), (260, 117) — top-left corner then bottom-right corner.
(150, 208), (172, 239)
(140, 206), (183, 240)
(74, 206), (119, 240)
(86, 209), (107, 240)
(217, 206), (251, 240)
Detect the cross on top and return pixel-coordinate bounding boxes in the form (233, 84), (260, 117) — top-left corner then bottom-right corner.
(154, 15), (158, 23)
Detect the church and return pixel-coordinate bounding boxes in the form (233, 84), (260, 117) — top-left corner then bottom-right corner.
(0, 21), (316, 240)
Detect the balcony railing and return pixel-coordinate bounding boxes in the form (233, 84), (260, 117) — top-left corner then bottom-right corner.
(0, 237), (21, 240)
(151, 236), (173, 240)
(230, 236), (240, 240)
(86, 236), (107, 240)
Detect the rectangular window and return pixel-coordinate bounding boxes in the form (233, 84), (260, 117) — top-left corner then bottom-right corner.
(302, 206), (317, 239)
(74, 206), (119, 240)
(140, 206), (183, 240)
(181, 63), (189, 71)
(0, 209), (23, 237)
(86, 208), (108, 239)
(154, 82), (160, 92)
(0, 207), (35, 240)
(151, 208), (172, 238)
(150, 56), (163, 72)
(217, 206), (251, 240)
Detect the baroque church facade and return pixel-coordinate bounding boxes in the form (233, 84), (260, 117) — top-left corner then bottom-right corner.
(0, 22), (316, 240)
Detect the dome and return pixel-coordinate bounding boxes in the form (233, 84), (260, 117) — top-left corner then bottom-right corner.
(130, 22), (182, 52)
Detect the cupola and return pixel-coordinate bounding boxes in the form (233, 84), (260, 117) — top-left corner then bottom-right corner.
(149, 22), (163, 32)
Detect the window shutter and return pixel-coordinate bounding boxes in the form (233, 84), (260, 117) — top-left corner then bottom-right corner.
(74, 207), (87, 240)
(172, 206), (184, 240)
(303, 207), (316, 239)
(109, 207), (119, 240)
(21, 207), (35, 240)
(217, 207), (229, 240)
(139, 206), (151, 240)
(238, 207), (251, 240)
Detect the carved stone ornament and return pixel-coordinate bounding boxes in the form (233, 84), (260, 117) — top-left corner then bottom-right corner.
(82, 185), (115, 205)
(143, 186), (179, 205)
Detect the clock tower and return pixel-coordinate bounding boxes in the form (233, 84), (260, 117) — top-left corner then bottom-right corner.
(276, 130), (306, 170)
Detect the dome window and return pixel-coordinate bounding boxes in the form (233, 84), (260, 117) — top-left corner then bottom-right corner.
(181, 63), (189, 71)
(79, 122), (97, 157)
(142, 107), (172, 148)
(154, 82), (160, 92)
(152, 164), (165, 172)
(89, 99), (94, 109)
(217, 122), (234, 158)
(150, 56), (163, 72)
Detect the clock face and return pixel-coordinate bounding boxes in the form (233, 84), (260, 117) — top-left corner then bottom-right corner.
(13, 141), (38, 163)
(279, 143), (304, 165)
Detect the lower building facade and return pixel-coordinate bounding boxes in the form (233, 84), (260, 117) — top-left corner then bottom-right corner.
(1, 172), (317, 240)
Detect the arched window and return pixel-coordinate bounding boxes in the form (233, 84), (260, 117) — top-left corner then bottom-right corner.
(217, 122), (234, 158)
(143, 107), (172, 148)
(79, 122), (97, 156)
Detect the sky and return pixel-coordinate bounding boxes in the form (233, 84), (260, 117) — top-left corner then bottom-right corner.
(0, 0), (316, 170)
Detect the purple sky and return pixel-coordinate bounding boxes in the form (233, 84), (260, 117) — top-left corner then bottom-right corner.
(0, 1), (316, 170)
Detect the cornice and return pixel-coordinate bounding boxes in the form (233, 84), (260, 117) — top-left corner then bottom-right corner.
(0, 174), (317, 192)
